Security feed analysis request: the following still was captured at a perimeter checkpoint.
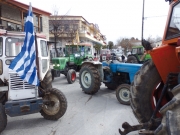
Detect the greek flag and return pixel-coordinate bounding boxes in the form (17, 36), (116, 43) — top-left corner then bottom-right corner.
(9, 3), (39, 86)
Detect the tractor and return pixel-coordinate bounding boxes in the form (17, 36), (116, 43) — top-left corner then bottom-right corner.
(0, 29), (67, 133)
(79, 56), (142, 105)
(51, 43), (94, 84)
(126, 45), (151, 63)
(119, 0), (180, 134)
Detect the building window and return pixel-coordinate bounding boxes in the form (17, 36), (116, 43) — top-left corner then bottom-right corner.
(23, 12), (42, 32)
(0, 37), (2, 56)
(40, 17), (43, 32)
(1, 20), (21, 31)
(65, 24), (69, 31)
(17, 25), (22, 31)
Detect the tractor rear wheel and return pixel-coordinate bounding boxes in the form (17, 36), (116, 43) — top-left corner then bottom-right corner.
(131, 60), (162, 124)
(40, 88), (67, 120)
(127, 55), (138, 63)
(0, 103), (7, 133)
(116, 84), (130, 105)
(79, 64), (101, 94)
(155, 84), (180, 135)
(67, 69), (76, 84)
(40, 70), (52, 90)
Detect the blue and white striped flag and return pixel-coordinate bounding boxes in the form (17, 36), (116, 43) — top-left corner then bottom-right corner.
(9, 3), (39, 86)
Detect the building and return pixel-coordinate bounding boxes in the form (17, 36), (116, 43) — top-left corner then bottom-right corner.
(0, 0), (51, 39)
(49, 15), (107, 51)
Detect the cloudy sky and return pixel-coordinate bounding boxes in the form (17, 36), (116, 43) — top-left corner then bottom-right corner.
(17, 0), (169, 44)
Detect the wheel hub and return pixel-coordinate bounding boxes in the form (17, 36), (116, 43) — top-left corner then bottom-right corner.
(119, 88), (130, 101)
(42, 94), (60, 115)
(81, 71), (92, 88)
(71, 72), (76, 81)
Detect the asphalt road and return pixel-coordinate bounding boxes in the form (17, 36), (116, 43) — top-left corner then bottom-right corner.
(1, 74), (139, 135)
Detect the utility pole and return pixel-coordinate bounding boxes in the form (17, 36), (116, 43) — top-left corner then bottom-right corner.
(141, 0), (145, 43)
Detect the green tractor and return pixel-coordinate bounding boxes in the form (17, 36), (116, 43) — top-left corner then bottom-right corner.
(126, 45), (151, 63)
(51, 43), (94, 84)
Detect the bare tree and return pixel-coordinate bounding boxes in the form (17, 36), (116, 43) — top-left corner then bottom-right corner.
(119, 38), (133, 55)
(49, 7), (79, 57)
(63, 20), (79, 44)
(116, 37), (123, 46)
(94, 43), (101, 55)
(108, 41), (114, 49)
(145, 35), (162, 47)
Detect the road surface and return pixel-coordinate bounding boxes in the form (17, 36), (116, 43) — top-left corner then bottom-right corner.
(1, 75), (139, 135)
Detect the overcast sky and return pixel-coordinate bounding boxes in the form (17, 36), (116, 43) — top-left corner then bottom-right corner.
(17, 0), (170, 44)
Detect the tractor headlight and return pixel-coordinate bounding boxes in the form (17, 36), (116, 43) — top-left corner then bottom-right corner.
(57, 64), (60, 67)
(75, 54), (80, 57)
(53, 64), (55, 66)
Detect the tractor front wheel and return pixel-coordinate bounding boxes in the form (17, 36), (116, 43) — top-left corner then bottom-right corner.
(79, 64), (101, 94)
(40, 70), (52, 90)
(116, 84), (130, 105)
(67, 69), (76, 84)
(40, 88), (67, 120)
(0, 103), (7, 133)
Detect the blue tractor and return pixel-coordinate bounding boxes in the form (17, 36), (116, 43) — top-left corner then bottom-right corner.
(79, 59), (142, 105)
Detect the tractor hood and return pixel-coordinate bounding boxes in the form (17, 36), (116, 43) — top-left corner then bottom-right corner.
(52, 57), (69, 70)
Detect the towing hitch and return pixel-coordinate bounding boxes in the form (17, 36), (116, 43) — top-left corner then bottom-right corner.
(119, 118), (161, 135)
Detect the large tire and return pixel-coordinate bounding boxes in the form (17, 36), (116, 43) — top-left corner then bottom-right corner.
(51, 69), (55, 81)
(130, 60), (162, 124)
(40, 88), (67, 120)
(67, 69), (76, 84)
(127, 55), (138, 63)
(51, 70), (61, 81)
(104, 82), (118, 90)
(0, 92), (6, 104)
(116, 84), (130, 105)
(155, 84), (180, 135)
(79, 64), (101, 94)
(0, 103), (7, 133)
(40, 70), (52, 90)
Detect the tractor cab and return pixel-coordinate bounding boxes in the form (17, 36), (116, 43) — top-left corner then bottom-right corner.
(65, 44), (93, 58)
(131, 46), (144, 55)
(164, 0), (180, 41)
(127, 46), (151, 63)
(0, 29), (50, 86)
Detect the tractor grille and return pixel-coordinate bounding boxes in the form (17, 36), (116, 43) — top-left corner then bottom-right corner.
(52, 59), (65, 66)
(9, 73), (35, 90)
(59, 59), (65, 65)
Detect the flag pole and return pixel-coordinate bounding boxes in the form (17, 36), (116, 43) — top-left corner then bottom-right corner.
(35, 33), (40, 80)
(29, 2), (40, 82)
(30, 2), (39, 97)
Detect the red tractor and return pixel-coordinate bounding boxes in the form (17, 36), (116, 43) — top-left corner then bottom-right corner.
(119, 0), (180, 134)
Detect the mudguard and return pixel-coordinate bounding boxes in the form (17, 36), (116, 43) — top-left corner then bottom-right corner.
(81, 61), (104, 82)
